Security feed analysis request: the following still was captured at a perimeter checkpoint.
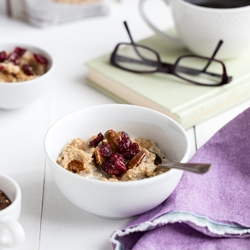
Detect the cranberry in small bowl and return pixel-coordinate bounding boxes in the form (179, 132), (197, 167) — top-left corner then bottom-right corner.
(0, 43), (55, 109)
(44, 104), (190, 219)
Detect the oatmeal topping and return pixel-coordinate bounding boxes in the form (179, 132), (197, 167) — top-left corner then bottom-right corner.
(57, 130), (169, 182)
(0, 46), (49, 83)
(0, 190), (11, 210)
(68, 159), (85, 173)
(127, 150), (147, 169)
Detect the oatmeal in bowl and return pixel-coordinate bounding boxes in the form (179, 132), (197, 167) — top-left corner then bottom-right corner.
(0, 43), (55, 109)
(44, 104), (190, 219)
(57, 129), (170, 182)
(0, 46), (49, 83)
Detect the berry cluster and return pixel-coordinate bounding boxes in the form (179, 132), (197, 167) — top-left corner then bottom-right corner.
(89, 130), (142, 177)
(0, 46), (48, 76)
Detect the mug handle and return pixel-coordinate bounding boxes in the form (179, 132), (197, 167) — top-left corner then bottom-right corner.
(0, 217), (26, 248)
(139, 0), (184, 46)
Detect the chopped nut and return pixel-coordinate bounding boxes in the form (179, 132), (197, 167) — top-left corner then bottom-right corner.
(127, 150), (147, 169)
(94, 149), (105, 166)
(104, 129), (119, 152)
(0, 190), (11, 211)
(68, 159), (85, 173)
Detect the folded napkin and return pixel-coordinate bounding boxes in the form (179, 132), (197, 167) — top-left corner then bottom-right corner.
(111, 107), (250, 250)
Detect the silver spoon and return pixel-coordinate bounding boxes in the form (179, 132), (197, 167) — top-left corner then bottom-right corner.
(155, 162), (211, 174)
(153, 153), (211, 174)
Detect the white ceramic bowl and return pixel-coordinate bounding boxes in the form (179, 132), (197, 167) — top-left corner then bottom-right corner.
(0, 43), (55, 109)
(44, 104), (190, 219)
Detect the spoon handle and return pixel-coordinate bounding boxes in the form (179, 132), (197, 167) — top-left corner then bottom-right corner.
(156, 163), (211, 174)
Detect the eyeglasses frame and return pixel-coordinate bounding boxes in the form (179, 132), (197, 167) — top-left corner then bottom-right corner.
(110, 21), (232, 87)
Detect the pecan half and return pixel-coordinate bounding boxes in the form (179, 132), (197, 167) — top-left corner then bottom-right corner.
(68, 159), (85, 173)
(104, 129), (119, 152)
(127, 150), (147, 169)
(94, 149), (105, 166)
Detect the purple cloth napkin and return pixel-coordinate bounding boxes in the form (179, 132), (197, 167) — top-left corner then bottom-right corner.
(111, 107), (250, 250)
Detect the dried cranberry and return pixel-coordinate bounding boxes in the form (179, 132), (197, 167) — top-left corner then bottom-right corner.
(33, 53), (48, 65)
(124, 142), (140, 159)
(110, 153), (124, 164)
(0, 51), (7, 62)
(118, 131), (131, 153)
(102, 160), (113, 173)
(14, 47), (26, 56)
(99, 143), (112, 158)
(22, 64), (34, 76)
(102, 156), (126, 176)
(112, 158), (127, 175)
(8, 52), (20, 65)
(0, 65), (3, 71)
(89, 132), (103, 147)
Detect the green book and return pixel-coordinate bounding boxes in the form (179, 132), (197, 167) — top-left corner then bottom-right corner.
(85, 34), (250, 129)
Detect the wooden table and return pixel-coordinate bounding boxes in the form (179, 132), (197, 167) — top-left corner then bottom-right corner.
(0, 1), (249, 249)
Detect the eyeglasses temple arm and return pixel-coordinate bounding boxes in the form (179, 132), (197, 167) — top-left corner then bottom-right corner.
(124, 21), (158, 65)
(202, 40), (223, 72)
(124, 21), (135, 44)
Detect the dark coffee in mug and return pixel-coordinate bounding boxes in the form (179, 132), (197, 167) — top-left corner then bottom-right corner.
(185, 0), (250, 8)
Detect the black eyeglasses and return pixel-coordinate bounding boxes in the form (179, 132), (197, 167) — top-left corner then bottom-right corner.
(110, 21), (232, 86)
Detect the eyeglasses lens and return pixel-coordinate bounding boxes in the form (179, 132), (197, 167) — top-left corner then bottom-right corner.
(175, 57), (224, 85)
(115, 44), (158, 72)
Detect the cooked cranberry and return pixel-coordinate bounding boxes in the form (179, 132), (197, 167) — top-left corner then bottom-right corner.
(14, 47), (26, 56)
(8, 52), (20, 65)
(99, 143), (112, 158)
(0, 51), (7, 62)
(89, 132), (103, 147)
(0, 65), (3, 71)
(22, 64), (34, 76)
(33, 53), (48, 65)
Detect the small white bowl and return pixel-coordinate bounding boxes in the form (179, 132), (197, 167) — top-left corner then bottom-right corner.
(44, 104), (190, 219)
(0, 174), (26, 247)
(0, 43), (55, 110)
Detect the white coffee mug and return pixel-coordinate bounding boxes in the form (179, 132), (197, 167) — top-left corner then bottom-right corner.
(139, 0), (250, 59)
(0, 174), (25, 248)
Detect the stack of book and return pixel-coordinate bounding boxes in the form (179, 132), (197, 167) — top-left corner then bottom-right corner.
(85, 34), (250, 129)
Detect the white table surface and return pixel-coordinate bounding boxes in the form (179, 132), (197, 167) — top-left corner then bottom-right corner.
(0, 1), (250, 249)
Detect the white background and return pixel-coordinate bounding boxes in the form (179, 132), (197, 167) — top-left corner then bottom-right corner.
(0, 0), (249, 249)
